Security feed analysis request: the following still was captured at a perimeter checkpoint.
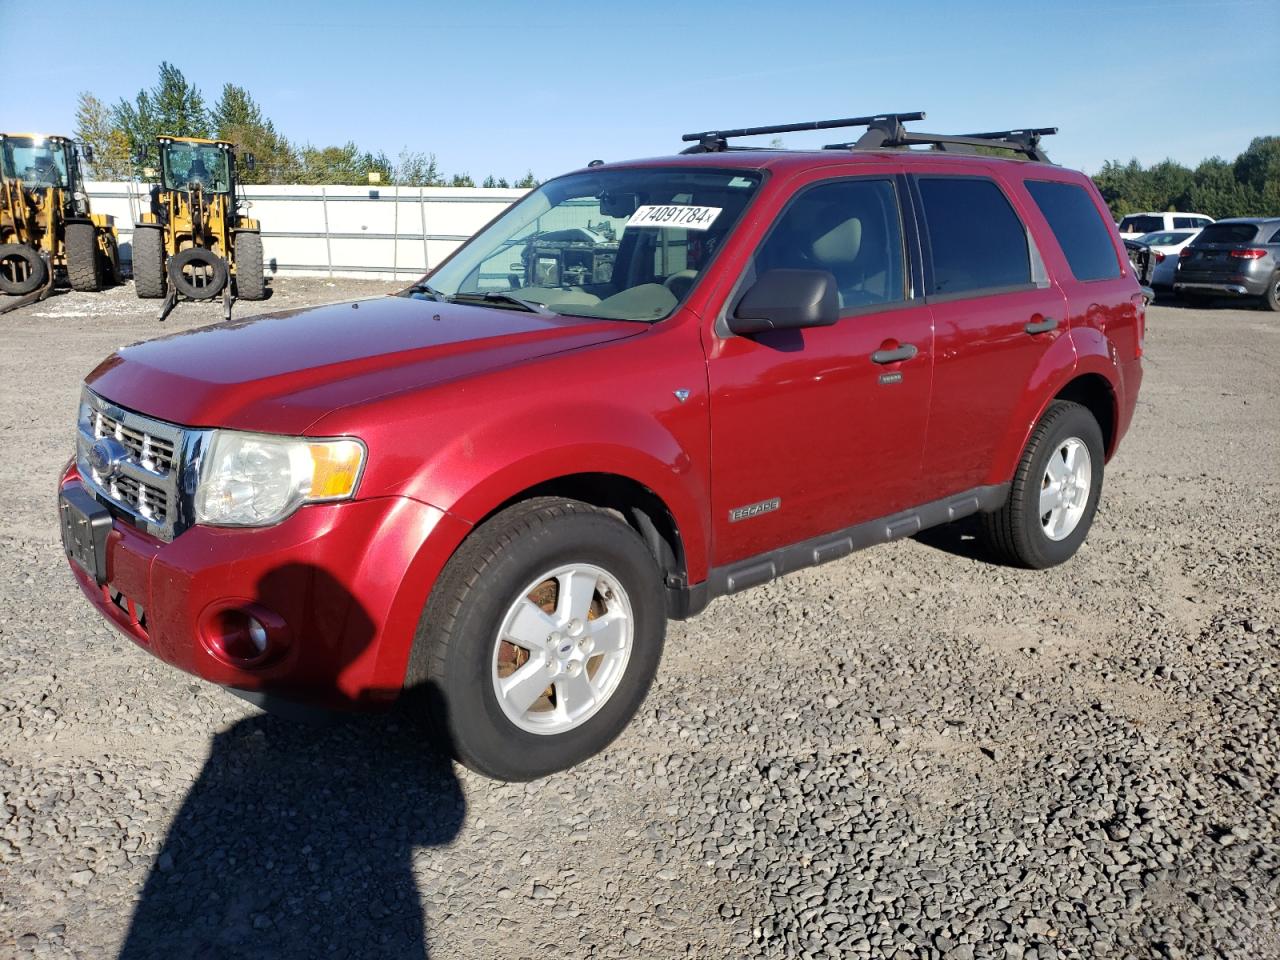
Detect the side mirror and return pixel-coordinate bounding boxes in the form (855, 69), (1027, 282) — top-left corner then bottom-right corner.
(82, 144), (95, 162)
(729, 268), (839, 335)
(244, 153), (257, 171)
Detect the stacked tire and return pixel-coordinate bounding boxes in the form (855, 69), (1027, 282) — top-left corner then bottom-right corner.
(0, 244), (46, 296)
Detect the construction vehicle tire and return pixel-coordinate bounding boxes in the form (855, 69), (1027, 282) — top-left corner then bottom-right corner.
(67, 223), (104, 292)
(132, 226), (166, 299)
(168, 247), (228, 300)
(234, 231), (267, 300)
(105, 234), (122, 285)
(0, 243), (47, 296)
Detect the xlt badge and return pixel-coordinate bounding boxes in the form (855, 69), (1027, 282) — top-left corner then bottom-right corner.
(729, 497), (781, 523)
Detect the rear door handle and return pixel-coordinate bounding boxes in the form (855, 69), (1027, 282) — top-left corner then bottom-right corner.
(870, 343), (918, 364)
(1024, 316), (1059, 335)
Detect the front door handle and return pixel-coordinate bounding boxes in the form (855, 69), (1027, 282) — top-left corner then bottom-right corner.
(1024, 316), (1059, 335)
(870, 343), (918, 365)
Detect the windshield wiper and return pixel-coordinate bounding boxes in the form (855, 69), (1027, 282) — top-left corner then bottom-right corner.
(406, 281), (446, 301)
(450, 291), (555, 315)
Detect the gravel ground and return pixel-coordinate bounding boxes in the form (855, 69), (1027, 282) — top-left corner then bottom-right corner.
(1, 280), (1278, 960)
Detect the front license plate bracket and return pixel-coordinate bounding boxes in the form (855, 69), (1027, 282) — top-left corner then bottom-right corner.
(59, 486), (113, 585)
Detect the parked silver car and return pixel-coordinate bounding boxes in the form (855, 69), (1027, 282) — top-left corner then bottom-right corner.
(1174, 217), (1280, 311)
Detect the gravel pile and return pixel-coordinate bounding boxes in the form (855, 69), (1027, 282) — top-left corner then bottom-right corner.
(0, 287), (1277, 958)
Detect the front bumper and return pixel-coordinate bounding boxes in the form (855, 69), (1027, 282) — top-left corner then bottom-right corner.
(59, 464), (470, 708)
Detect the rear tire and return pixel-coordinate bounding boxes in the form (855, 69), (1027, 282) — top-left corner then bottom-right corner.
(132, 226), (166, 299)
(1264, 274), (1280, 313)
(979, 400), (1105, 569)
(234, 231), (266, 300)
(66, 223), (104, 292)
(0, 243), (45, 295)
(406, 497), (666, 781)
(167, 247), (228, 300)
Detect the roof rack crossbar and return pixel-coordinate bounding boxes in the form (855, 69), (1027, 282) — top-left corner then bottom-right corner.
(825, 125), (1058, 163)
(681, 112), (926, 153)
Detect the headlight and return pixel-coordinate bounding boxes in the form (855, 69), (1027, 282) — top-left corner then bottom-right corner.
(194, 431), (366, 527)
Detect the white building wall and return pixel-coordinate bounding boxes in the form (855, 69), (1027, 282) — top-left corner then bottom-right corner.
(85, 181), (528, 281)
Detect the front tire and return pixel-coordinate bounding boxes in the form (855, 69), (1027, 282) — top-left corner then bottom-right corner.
(407, 498), (666, 781)
(980, 400), (1105, 569)
(66, 223), (104, 292)
(234, 231), (267, 300)
(132, 226), (166, 299)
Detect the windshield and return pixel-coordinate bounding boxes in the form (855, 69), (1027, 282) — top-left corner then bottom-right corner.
(1119, 215), (1163, 234)
(1137, 231), (1193, 246)
(1193, 223), (1259, 245)
(162, 142), (231, 193)
(418, 167), (763, 321)
(0, 136), (69, 188)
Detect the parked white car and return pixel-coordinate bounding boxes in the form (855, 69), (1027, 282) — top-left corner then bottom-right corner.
(1134, 229), (1203, 288)
(1118, 212), (1213, 240)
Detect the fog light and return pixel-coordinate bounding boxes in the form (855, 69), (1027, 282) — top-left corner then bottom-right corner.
(199, 602), (287, 667)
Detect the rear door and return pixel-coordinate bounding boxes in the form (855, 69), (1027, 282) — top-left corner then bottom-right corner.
(706, 168), (934, 565)
(909, 170), (1069, 496)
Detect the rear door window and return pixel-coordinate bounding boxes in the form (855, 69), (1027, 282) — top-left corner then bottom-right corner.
(916, 177), (1030, 296)
(1195, 223), (1260, 244)
(1025, 180), (1122, 281)
(1172, 216), (1200, 229)
(1119, 215), (1164, 234)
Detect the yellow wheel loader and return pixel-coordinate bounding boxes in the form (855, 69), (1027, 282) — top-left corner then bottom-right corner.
(133, 136), (264, 318)
(0, 133), (120, 311)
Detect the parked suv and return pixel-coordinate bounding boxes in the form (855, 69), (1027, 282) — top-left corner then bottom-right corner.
(1117, 211), (1213, 240)
(59, 115), (1145, 780)
(1173, 217), (1280, 310)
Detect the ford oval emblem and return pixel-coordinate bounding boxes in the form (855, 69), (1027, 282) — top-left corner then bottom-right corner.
(88, 436), (128, 479)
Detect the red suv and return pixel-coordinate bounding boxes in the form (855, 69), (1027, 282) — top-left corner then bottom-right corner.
(59, 115), (1144, 781)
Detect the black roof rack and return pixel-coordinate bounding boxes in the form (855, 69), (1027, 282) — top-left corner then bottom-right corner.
(682, 113), (1057, 163)
(826, 123), (1057, 162)
(681, 112), (926, 154)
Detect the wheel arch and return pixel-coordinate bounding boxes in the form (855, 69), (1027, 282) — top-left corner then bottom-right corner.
(480, 471), (689, 604)
(1052, 372), (1118, 458)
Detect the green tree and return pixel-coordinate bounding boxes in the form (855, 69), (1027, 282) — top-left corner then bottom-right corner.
(514, 170), (539, 189)
(210, 83), (297, 184)
(113, 62), (210, 175)
(74, 92), (132, 180)
(481, 174), (510, 188)
(1185, 157), (1255, 220)
(1092, 137), (1279, 220)
(394, 149), (443, 186)
(449, 172), (476, 187)
(1234, 136), (1280, 216)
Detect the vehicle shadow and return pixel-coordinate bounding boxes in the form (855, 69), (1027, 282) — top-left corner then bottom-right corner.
(912, 514), (997, 563)
(118, 565), (464, 960)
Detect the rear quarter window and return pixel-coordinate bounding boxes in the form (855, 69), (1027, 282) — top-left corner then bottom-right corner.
(916, 177), (1031, 296)
(1025, 180), (1122, 282)
(1195, 223), (1260, 244)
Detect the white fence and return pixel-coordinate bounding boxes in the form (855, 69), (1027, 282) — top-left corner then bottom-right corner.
(86, 181), (528, 281)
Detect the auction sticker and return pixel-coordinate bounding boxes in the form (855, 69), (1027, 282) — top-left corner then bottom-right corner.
(625, 204), (722, 231)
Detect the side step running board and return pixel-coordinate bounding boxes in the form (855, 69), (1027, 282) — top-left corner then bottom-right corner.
(668, 484), (1009, 619)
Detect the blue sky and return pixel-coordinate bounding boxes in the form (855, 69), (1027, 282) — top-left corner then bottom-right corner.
(3, 0), (1275, 179)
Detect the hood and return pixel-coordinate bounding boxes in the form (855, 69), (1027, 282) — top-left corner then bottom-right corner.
(86, 295), (643, 433)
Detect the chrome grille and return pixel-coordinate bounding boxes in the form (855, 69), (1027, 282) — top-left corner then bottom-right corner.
(76, 390), (189, 541)
(91, 408), (176, 472)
